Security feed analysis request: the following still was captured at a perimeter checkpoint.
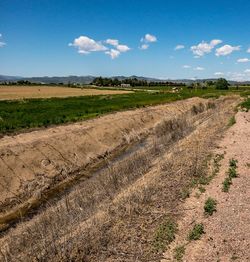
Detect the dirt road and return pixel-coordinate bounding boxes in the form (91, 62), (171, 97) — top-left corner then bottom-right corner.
(162, 110), (250, 262)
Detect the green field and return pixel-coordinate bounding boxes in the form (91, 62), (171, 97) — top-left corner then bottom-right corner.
(0, 87), (249, 134)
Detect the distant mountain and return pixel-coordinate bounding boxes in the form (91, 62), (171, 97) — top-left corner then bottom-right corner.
(0, 75), (23, 81)
(0, 74), (249, 85)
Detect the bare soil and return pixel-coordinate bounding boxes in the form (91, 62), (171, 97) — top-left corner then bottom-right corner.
(162, 110), (250, 262)
(0, 85), (132, 100)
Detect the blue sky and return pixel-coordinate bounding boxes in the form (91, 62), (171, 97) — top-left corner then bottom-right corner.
(1, 0), (250, 80)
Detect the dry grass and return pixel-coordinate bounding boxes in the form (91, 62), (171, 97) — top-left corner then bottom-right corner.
(0, 85), (132, 100)
(0, 96), (240, 262)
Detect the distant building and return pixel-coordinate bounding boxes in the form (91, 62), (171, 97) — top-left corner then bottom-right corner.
(121, 83), (131, 88)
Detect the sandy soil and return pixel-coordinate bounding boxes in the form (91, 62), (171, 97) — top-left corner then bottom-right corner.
(162, 110), (250, 262)
(0, 85), (132, 100)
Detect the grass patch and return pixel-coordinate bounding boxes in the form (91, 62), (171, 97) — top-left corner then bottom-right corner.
(204, 197), (217, 216)
(228, 116), (236, 126)
(188, 223), (205, 241)
(180, 187), (190, 200)
(229, 158), (238, 168)
(153, 217), (178, 252)
(241, 97), (250, 110)
(198, 186), (206, 193)
(222, 177), (232, 192)
(174, 245), (185, 261)
(222, 159), (238, 192)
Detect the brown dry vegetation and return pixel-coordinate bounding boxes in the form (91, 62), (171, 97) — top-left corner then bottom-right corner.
(0, 85), (132, 100)
(0, 96), (240, 261)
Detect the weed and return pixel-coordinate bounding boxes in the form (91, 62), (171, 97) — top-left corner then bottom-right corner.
(180, 188), (190, 200)
(198, 186), (206, 193)
(153, 217), (178, 252)
(174, 245), (185, 261)
(222, 159), (238, 192)
(222, 177), (232, 192)
(228, 116), (236, 126)
(188, 223), (205, 241)
(228, 167), (238, 179)
(229, 159), (238, 168)
(204, 197), (217, 216)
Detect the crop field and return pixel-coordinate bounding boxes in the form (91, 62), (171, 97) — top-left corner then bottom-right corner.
(0, 85), (132, 100)
(0, 86), (249, 134)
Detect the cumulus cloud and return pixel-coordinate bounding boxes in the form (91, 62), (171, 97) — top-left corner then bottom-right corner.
(0, 33), (6, 47)
(105, 39), (119, 46)
(140, 44), (149, 50)
(140, 33), (157, 50)
(244, 69), (250, 73)
(69, 36), (107, 54)
(191, 39), (222, 57)
(144, 34), (157, 43)
(194, 66), (205, 71)
(69, 35), (130, 59)
(183, 65), (191, 68)
(247, 48), (250, 53)
(214, 72), (224, 76)
(105, 39), (130, 52)
(226, 72), (246, 81)
(215, 45), (240, 56)
(237, 58), (249, 63)
(105, 49), (120, 59)
(175, 44), (185, 50)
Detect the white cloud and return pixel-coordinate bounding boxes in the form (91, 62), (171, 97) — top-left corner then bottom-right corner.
(226, 72), (246, 81)
(247, 48), (250, 53)
(215, 44), (240, 56)
(244, 69), (250, 73)
(105, 49), (120, 59)
(214, 72), (224, 76)
(175, 44), (185, 50)
(69, 36), (107, 54)
(191, 39), (222, 57)
(0, 33), (6, 47)
(144, 34), (157, 43)
(237, 58), (249, 63)
(194, 66), (205, 71)
(183, 65), (191, 68)
(140, 33), (157, 50)
(140, 44), (149, 50)
(70, 35), (130, 59)
(116, 44), (130, 52)
(106, 39), (119, 46)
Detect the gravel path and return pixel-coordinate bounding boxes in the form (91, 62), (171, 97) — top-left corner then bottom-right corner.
(162, 110), (250, 262)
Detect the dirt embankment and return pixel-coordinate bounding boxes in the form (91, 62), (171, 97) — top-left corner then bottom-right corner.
(0, 97), (208, 226)
(0, 96), (241, 261)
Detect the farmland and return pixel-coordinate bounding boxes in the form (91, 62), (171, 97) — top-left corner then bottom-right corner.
(0, 85), (249, 134)
(0, 85), (132, 100)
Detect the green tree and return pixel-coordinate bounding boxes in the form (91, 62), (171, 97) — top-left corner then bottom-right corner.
(215, 78), (229, 90)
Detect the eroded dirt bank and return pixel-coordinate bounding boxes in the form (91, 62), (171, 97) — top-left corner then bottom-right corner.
(0, 97), (212, 228)
(0, 96), (241, 261)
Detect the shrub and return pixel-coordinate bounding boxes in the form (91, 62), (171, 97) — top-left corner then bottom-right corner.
(204, 197), (217, 216)
(174, 245), (185, 261)
(153, 217), (178, 252)
(228, 116), (236, 126)
(222, 177), (232, 192)
(215, 78), (229, 90)
(188, 224), (205, 241)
